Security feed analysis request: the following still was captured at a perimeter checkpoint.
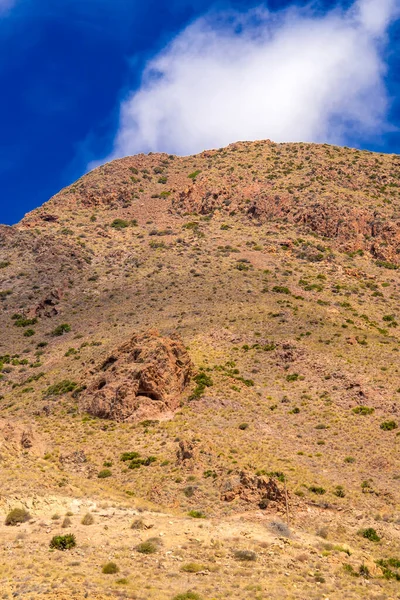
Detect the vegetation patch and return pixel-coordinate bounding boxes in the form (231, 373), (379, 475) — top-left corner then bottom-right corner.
(102, 562), (119, 574)
(49, 534), (76, 550)
(359, 528), (381, 542)
(5, 508), (31, 526)
(380, 420), (397, 431)
(45, 380), (77, 397)
(189, 371), (213, 400)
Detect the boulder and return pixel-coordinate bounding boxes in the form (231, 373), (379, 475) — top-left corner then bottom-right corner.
(81, 329), (192, 422)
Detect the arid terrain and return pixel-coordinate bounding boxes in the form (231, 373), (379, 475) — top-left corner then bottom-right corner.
(0, 139), (400, 599)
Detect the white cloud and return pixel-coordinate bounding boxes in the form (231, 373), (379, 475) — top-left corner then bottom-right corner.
(102, 0), (399, 162)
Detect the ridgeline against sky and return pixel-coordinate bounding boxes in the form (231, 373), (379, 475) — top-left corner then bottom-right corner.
(0, 0), (399, 224)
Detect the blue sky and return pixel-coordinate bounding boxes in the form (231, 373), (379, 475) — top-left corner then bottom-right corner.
(0, 0), (399, 225)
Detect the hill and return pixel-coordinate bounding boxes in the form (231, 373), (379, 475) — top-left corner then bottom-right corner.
(0, 140), (399, 599)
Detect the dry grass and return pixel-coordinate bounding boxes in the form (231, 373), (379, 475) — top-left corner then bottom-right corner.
(0, 140), (399, 598)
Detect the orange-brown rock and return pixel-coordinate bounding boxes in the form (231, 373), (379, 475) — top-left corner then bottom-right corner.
(220, 471), (285, 509)
(80, 329), (193, 422)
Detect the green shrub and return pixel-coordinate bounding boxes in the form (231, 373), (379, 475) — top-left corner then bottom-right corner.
(124, 454), (157, 469)
(172, 592), (202, 600)
(14, 317), (37, 328)
(376, 260), (398, 270)
(188, 170), (201, 179)
(5, 507), (31, 526)
(376, 558), (400, 580)
(181, 563), (205, 573)
(81, 513), (94, 525)
(45, 380), (77, 397)
(334, 485), (346, 498)
(102, 562), (119, 574)
(121, 451), (141, 462)
(235, 262), (249, 271)
(286, 373), (299, 382)
(380, 420), (397, 431)
(49, 534), (76, 550)
(272, 285), (290, 294)
(359, 528), (380, 542)
(266, 471), (285, 483)
(136, 540), (158, 554)
(188, 510), (206, 519)
(309, 485), (326, 495)
(352, 406), (374, 416)
(189, 371), (213, 400)
(233, 550), (257, 561)
(98, 469), (112, 479)
(238, 423), (249, 430)
(52, 323), (71, 336)
(23, 329), (35, 337)
(111, 218), (129, 229)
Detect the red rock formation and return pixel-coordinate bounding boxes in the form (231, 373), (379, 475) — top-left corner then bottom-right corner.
(81, 329), (193, 422)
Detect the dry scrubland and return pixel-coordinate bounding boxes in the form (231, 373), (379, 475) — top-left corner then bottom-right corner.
(0, 140), (399, 599)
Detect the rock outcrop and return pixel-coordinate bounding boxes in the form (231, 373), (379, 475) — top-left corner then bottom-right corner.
(81, 329), (193, 422)
(0, 419), (43, 455)
(220, 471), (285, 509)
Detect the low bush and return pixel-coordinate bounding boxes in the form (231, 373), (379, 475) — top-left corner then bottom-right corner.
(189, 371), (213, 400)
(181, 563), (205, 573)
(62, 517), (72, 528)
(268, 520), (291, 538)
(98, 469), (112, 479)
(52, 323), (71, 336)
(188, 510), (206, 519)
(172, 592), (202, 600)
(49, 533), (76, 550)
(376, 558), (400, 580)
(334, 485), (346, 498)
(359, 528), (380, 542)
(121, 451), (141, 462)
(233, 550), (257, 561)
(380, 420), (397, 431)
(136, 540), (159, 554)
(81, 513), (94, 525)
(352, 406), (374, 416)
(5, 508), (31, 526)
(131, 518), (147, 530)
(111, 219), (129, 229)
(272, 285), (290, 294)
(13, 317), (37, 328)
(45, 380), (77, 397)
(102, 562), (119, 574)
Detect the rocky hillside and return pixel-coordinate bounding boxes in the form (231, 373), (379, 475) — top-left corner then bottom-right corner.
(0, 140), (399, 600)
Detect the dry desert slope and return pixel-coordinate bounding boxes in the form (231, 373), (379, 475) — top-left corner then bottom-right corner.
(0, 139), (400, 599)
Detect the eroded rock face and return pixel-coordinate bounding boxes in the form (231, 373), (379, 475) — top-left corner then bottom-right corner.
(81, 329), (193, 422)
(0, 420), (43, 455)
(220, 471), (285, 509)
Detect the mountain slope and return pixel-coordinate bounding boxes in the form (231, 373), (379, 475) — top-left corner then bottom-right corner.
(0, 140), (399, 599)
